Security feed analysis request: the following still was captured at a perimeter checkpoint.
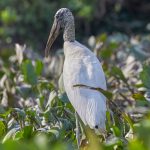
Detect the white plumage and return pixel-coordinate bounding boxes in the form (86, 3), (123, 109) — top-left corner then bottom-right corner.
(45, 8), (107, 132)
(63, 41), (106, 130)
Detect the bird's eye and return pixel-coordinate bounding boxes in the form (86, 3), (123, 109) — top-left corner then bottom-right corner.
(95, 125), (98, 129)
(55, 15), (59, 19)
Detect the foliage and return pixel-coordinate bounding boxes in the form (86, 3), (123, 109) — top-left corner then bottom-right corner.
(0, 31), (150, 149)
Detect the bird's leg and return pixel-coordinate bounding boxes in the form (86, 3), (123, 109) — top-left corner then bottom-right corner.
(75, 111), (80, 148)
(75, 112), (88, 148)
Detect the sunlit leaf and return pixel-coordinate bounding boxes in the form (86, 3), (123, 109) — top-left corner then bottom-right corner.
(14, 131), (23, 140)
(2, 129), (17, 143)
(1, 8), (17, 25)
(132, 93), (147, 101)
(15, 44), (25, 65)
(0, 121), (6, 137)
(46, 90), (57, 108)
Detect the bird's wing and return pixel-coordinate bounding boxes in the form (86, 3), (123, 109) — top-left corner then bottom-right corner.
(63, 41), (107, 130)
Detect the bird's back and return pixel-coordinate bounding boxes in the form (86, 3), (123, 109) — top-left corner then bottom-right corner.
(63, 41), (107, 131)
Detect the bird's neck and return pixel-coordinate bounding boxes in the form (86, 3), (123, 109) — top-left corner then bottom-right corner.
(63, 21), (75, 42)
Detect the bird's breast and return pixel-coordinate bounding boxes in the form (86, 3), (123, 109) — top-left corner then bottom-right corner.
(63, 40), (106, 89)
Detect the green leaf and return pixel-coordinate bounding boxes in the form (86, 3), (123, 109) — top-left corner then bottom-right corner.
(101, 48), (113, 59)
(1, 8), (17, 25)
(104, 137), (123, 148)
(97, 33), (107, 42)
(132, 93), (147, 101)
(37, 95), (45, 111)
(98, 88), (113, 99)
(0, 121), (6, 137)
(128, 139), (145, 150)
(135, 119), (150, 149)
(135, 99), (150, 107)
(16, 85), (32, 98)
(2, 129), (17, 143)
(78, 5), (92, 19)
(112, 126), (121, 137)
(100, 42), (118, 59)
(35, 60), (43, 76)
(22, 126), (34, 139)
(21, 60), (37, 85)
(111, 66), (126, 82)
(106, 111), (112, 132)
(109, 42), (118, 49)
(46, 90), (57, 108)
(48, 129), (59, 138)
(0, 109), (11, 119)
(140, 65), (150, 89)
(122, 113), (134, 131)
(14, 131), (23, 140)
(58, 92), (69, 103)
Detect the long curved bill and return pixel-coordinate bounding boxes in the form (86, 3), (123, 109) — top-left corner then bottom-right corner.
(45, 19), (60, 57)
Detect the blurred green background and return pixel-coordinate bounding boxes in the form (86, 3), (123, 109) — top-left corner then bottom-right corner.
(1, 0), (150, 52)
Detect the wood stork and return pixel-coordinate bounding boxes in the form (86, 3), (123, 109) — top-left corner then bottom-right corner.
(45, 8), (107, 133)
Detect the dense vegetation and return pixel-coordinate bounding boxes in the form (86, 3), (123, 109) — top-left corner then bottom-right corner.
(0, 0), (150, 150)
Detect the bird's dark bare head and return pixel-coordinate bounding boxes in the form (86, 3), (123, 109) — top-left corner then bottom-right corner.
(45, 8), (75, 57)
(54, 8), (74, 29)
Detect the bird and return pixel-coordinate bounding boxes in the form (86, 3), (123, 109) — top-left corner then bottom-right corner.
(45, 8), (107, 133)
